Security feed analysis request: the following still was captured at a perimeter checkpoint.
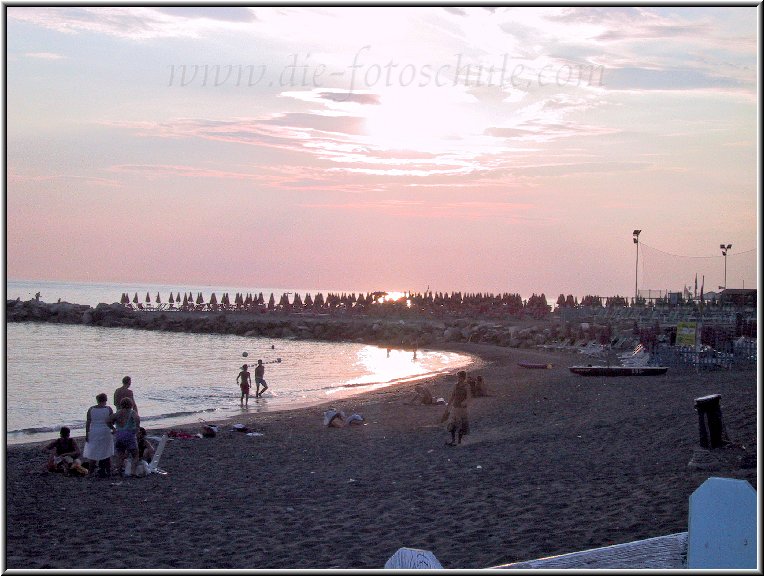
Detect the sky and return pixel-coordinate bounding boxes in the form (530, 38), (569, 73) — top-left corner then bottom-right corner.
(4, 6), (760, 300)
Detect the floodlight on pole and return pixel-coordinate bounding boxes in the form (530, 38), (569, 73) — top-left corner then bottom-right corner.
(720, 243), (732, 289)
(633, 230), (641, 303)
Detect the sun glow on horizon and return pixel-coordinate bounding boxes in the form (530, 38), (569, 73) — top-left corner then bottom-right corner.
(375, 291), (408, 304)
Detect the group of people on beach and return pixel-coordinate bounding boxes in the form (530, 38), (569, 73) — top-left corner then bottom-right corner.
(237, 360), (269, 406)
(44, 376), (155, 478)
(407, 369), (488, 446)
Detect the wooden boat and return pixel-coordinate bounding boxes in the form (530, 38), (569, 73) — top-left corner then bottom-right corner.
(569, 365), (668, 377)
(518, 362), (553, 369)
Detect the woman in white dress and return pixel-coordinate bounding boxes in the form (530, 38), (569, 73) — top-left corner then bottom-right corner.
(83, 393), (115, 477)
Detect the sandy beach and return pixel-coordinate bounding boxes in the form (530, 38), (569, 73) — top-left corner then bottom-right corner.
(5, 343), (757, 569)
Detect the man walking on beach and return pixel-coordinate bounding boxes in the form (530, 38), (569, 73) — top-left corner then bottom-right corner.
(114, 376), (138, 414)
(254, 359), (269, 398)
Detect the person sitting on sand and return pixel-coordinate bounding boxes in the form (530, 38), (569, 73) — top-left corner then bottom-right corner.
(114, 376), (137, 415)
(473, 375), (488, 397)
(237, 364), (252, 406)
(137, 427), (155, 464)
(45, 426), (81, 473)
(443, 370), (471, 446)
(468, 376), (478, 397)
(409, 384), (434, 405)
(110, 397), (140, 477)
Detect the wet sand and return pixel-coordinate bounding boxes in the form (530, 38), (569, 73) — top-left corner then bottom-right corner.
(4, 343), (757, 569)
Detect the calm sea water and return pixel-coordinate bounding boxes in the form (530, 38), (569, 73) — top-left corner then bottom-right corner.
(5, 280), (472, 445)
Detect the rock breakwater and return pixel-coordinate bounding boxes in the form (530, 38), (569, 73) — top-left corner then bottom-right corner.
(6, 299), (642, 351)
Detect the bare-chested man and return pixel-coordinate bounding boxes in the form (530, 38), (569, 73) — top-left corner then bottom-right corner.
(114, 376), (137, 414)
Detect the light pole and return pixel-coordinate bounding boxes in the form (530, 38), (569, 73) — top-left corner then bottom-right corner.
(719, 244), (732, 290)
(633, 230), (641, 304)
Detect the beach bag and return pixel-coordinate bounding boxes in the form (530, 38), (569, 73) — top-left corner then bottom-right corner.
(201, 425), (217, 438)
(133, 460), (150, 477)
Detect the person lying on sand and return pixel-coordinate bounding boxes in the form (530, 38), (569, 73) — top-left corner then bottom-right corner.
(323, 408), (364, 427)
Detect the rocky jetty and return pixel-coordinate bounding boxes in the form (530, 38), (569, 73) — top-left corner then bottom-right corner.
(6, 298), (643, 351)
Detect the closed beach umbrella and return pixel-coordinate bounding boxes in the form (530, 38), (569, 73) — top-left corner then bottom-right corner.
(145, 292), (151, 304)
(156, 292), (161, 304)
(169, 292), (174, 304)
(182, 294), (188, 306)
(196, 292), (204, 305)
(210, 292), (217, 305)
(133, 293), (139, 304)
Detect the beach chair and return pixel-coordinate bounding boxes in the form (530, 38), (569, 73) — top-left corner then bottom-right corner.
(147, 434), (168, 474)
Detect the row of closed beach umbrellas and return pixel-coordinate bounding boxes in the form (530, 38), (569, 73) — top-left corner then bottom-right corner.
(119, 291), (267, 307)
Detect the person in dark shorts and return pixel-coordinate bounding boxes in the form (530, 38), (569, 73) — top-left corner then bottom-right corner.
(254, 359), (268, 398)
(110, 397), (140, 476)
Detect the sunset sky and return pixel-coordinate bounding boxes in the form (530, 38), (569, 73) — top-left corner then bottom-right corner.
(5, 6), (759, 300)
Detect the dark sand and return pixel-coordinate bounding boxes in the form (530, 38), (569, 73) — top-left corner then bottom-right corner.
(5, 344), (757, 569)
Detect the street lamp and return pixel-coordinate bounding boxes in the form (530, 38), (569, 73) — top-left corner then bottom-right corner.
(719, 244), (732, 290)
(633, 230), (641, 304)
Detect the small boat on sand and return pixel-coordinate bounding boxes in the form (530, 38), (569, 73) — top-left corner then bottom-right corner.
(569, 366), (668, 377)
(518, 362), (553, 369)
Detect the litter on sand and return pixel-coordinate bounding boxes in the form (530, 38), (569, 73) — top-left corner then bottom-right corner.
(246, 432), (264, 437)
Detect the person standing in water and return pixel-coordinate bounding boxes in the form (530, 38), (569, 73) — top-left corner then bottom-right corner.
(114, 376), (137, 415)
(254, 359), (269, 398)
(237, 364), (252, 406)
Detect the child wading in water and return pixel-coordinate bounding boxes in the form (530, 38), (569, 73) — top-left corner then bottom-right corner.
(237, 364), (252, 406)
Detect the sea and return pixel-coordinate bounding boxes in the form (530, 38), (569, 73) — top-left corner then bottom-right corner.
(5, 279), (473, 445)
